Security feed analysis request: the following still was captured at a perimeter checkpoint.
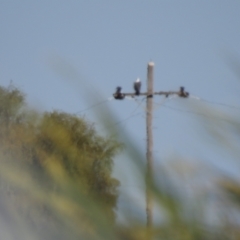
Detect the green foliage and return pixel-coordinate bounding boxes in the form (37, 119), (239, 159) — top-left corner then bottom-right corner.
(36, 111), (120, 220)
(0, 85), (121, 239)
(1, 77), (240, 240)
(0, 85), (25, 125)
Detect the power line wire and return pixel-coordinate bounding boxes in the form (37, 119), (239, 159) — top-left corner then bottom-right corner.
(75, 99), (110, 115)
(199, 99), (240, 111)
(161, 104), (233, 121)
(107, 112), (144, 130)
(189, 95), (240, 111)
(73, 93), (240, 126)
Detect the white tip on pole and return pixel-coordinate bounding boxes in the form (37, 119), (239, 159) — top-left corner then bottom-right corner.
(148, 61), (155, 66)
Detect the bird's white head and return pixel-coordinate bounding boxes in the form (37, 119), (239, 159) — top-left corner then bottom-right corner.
(136, 78), (140, 82)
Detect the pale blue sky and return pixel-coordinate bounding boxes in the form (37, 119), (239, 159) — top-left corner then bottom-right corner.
(1, 0), (240, 223)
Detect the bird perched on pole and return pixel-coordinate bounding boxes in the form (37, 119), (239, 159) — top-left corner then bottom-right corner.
(133, 78), (141, 96)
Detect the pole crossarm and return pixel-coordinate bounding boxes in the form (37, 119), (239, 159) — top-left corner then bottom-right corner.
(113, 86), (189, 100)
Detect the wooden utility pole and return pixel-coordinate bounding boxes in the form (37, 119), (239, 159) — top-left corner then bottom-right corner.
(112, 62), (189, 228)
(146, 62), (154, 227)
